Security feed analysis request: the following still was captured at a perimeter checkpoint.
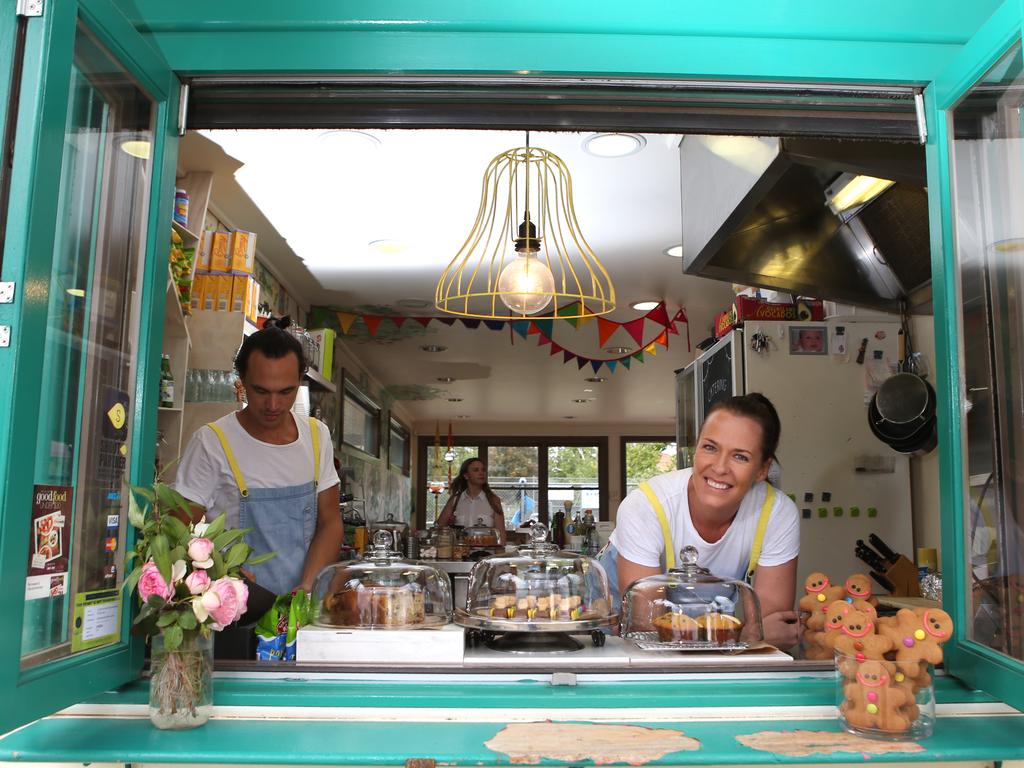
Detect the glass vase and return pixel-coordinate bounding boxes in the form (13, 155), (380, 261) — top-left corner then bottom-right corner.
(835, 650), (935, 741)
(148, 631), (214, 730)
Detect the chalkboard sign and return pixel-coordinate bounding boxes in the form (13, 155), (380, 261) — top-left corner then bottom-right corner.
(698, 333), (738, 422)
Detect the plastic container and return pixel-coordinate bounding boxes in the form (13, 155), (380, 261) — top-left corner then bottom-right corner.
(173, 188), (189, 227)
(311, 531), (452, 629)
(620, 545), (763, 650)
(836, 651), (935, 740)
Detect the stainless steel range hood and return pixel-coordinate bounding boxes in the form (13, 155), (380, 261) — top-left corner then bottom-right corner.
(680, 136), (930, 313)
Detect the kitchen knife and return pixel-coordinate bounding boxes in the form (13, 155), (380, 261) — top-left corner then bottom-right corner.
(855, 541), (886, 571)
(868, 533), (900, 564)
(869, 570), (895, 593)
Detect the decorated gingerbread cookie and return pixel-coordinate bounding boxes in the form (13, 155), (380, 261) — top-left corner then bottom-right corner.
(844, 573), (879, 607)
(799, 573), (846, 631)
(842, 659), (912, 733)
(877, 607), (953, 677)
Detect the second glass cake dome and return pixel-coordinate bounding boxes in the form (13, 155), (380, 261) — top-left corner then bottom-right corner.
(621, 545), (763, 649)
(311, 531), (452, 629)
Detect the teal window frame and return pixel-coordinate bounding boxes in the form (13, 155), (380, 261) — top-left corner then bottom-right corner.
(0, 0), (176, 734)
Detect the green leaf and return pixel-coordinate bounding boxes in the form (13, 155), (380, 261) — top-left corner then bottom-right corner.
(146, 595), (167, 612)
(224, 541), (249, 570)
(154, 483), (182, 515)
(177, 610), (198, 630)
(160, 514), (189, 545)
(212, 528), (245, 552)
(162, 624), (183, 651)
(133, 603), (154, 625)
(203, 514), (226, 540)
(169, 545), (185, 564)
(131, 485), (156, 503)
(208, 549), (226, 580)
(123, 565), (142, 595)
(156, 611), (178, 627)
(128, 490), (146, 529)
(247, 551), (277, 566)
(150, 534), (172, 582)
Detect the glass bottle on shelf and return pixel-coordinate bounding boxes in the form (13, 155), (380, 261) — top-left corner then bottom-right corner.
(159, 354), (174, 408)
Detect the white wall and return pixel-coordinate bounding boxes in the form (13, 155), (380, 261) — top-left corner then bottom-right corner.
(908, 315), (941, 561)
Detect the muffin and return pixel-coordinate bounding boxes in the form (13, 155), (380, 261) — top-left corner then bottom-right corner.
(491, 594), (517, 619)
(697, 611), (743, 644)
(652, 611), (699, 642)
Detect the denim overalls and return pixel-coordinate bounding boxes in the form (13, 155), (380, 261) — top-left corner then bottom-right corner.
(206, 417), (320, 596)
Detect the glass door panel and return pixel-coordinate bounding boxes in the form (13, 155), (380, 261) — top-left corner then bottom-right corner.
(949, 42), (1024, 663)
(487, 445), (539, 529)
(21, 22), (152, 666)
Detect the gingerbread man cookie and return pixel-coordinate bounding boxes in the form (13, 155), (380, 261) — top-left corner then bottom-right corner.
(799, 573), (846, 631)
(844, 573), (879, 607)
(877, 607), (953, 677)
(832, 606), (894, 673)
(842, 659), (912, 733)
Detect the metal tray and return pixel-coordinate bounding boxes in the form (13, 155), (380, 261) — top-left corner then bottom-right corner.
(454, 607), (615, 633)
(625, 630), (749, 652)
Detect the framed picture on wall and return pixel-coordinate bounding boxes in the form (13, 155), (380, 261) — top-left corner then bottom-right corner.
(788, 325), (828, 355)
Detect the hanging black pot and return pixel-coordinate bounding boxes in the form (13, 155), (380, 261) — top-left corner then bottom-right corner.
(870, 373), (936, 442)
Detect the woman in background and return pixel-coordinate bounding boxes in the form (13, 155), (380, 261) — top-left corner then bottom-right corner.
(436, 457), (507, 545)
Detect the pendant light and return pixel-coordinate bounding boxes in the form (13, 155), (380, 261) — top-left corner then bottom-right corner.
(436, 132), (616, 319)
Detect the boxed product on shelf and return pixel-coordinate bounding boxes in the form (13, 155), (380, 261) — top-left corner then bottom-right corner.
(196, 231), (213, 273)
(191, 274), (208, 313)
(230, 230), (257, 274)
(230, 275), (250, 313)
(209, 231), (231, 273)
(245, 279), (261, 323)
(308, 328), (336, 380)
(213, 274), (232, 311)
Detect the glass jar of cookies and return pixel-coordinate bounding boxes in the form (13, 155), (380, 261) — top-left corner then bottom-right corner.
(310, 531), (453, 629)
(620, 545), (763, 649)
(836, 652), (935, 740)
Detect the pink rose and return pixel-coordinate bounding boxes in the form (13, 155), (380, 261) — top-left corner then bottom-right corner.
(207, 577), (246, 627)
(187, 537), (215, 569)
(137, 560), (174, 602)
(185, 570), (211, 595)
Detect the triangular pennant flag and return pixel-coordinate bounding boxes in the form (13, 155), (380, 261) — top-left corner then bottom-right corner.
(667, 321), (680, 336)
(590, 360), (603, 374)
(620, 357), (631, 370)
(391, 316), (408, 329)
(413, 316), (432, 327)
(577, 357), (589, 370)
(527, 322), (541, 335)
(675, 308), (689, 324)
(655, 330), (668, 347)
(436, 318), (456, 326)
(550, 342), (563, 355)
(483, 319), (505, 331)
(559, 301), (582, 328)
(336, 312), (358, 334)
(576, 312), (596, 329)
(623, 318), (645, 346)
(644, 342), (657, 355)
(597, 317), (619, 347)
(532, 319), (553, 338)
(563, 350), (575, 364)
(363, 315), (383, 337)
(511, 320), (531, 339)
(460, 318), (481, 329)
(645, 302), (670, 327)
(607, 360), (618, 374)
(536, 334), (552, 347)
(633, 351), (645, 362)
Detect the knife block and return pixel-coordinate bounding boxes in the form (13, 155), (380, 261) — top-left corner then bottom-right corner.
(884, 555), (922, 597)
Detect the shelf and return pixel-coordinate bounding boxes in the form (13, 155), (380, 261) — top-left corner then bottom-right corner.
(305, 366), (336, 393)
(171, 219), (200, 243)
(157, 406), (183, 413)
(164, 266), (191, 342)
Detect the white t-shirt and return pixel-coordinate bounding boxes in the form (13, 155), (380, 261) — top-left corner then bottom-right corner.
(452, 491), (501, 528)
(173, 412), (340, 529)
(609, 468), (799, 582)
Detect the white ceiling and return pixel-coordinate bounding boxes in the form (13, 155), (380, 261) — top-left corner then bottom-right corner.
(182, 130), (737, 429)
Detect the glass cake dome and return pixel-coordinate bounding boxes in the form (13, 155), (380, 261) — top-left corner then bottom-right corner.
(311, 531), (452, 629)
(620, 545), (763, 649)
(454, 524), (615, 633)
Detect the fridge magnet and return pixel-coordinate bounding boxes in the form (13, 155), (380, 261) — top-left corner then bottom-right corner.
(789, 325), (827, 355)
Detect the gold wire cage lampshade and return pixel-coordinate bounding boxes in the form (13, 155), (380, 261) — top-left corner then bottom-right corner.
(435, 142), (616, 320)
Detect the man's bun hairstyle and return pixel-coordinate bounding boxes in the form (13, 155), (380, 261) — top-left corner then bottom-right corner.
(234, 314), (308, 379)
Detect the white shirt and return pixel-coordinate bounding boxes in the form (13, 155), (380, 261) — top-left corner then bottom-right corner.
(173, 411), (340, 529)
(609, 468), (799, 581)
(452, 491), (500, 528)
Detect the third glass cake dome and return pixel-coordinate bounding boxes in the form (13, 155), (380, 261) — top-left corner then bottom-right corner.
(621, 545), (763, 649)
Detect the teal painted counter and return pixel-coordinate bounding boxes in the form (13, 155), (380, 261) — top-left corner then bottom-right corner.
(1, 673), (1021, 765)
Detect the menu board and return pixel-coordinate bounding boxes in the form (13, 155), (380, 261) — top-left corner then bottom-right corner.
(699, 334), (738, 421)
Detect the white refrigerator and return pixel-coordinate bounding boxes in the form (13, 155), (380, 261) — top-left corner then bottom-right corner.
(675, 320), (913, 590)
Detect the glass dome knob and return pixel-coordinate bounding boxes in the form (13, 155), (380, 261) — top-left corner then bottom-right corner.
(371, 530), (393, 552)
(530, 523), (550, 544)
(680, 545), (699, 566)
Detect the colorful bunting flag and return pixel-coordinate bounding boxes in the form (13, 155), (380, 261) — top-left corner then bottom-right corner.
(597, 316), (618, 347)
(511, 320), (531, 339)
(623, 318), (646, 345)
(590, 360), (603, 374)
(363, 315), (383, 337)
(483, 320), (505, 331)
(391, 316), (408, 329)
(336, 311), (358, 334)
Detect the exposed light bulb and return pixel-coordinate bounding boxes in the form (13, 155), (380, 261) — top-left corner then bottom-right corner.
(497, 255), (554, 315)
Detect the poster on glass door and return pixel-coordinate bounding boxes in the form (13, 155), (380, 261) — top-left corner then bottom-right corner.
(25, 485), (72, 600)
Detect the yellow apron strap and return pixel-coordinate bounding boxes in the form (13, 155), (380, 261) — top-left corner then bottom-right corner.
(638, 481), (675, 569)
(746, 483), (775, 583)
(206, 422), (249, 498)
(308, 416), (320, 489)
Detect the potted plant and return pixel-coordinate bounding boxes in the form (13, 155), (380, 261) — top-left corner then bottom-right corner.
(124, 482), (274, 730)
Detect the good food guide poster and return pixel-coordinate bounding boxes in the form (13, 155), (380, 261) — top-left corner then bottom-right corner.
(25, 485), (72, 601)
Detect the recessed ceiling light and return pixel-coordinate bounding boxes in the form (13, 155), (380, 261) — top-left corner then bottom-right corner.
(420, 344), (447, 353)
(318, 129), (381, 151)
(572, 398), (593, 404)
(664, 244), (683, 258)
(631, 300), (660, 311)
(583, 388), (594, 393)
(447, 397), (463, 402)
(562, 416), (576, 420)
(369, 239), (408, 255)
(584, 376), (606, 383)
(604, 346), (631, 355)
(456, 414), (471, 419)
(582, 132), (647, 158)
(119, 137), (150, 159)
(437, 376), (456, 383)
(398, 298), (432, 309)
